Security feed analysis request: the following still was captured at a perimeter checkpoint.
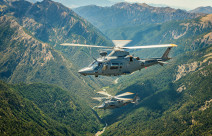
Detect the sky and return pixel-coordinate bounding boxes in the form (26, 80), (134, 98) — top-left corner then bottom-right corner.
(124, 0), (212, 10)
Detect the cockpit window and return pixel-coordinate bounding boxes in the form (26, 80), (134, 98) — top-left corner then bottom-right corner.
(101, 103), (105, 107)
(89, 61), (102, 70)
(89, 61), (98, 67)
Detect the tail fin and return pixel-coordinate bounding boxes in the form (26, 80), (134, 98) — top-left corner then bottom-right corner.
(132, 94), (140, 104)
(162, 47), (172, 60)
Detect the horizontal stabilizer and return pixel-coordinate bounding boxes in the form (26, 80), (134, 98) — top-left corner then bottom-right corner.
(158, 61), (168, 66)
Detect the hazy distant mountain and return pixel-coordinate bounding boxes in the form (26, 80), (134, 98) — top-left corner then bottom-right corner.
(74, 2), (203, 31)
(25, 0), (37, 3)
(190, 6), (212, 14)
(26, 0), (116, 7)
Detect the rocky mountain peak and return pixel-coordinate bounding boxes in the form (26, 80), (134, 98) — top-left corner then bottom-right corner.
(135, 3), (150, 7)
(190, 6), (212, 14)
(112, 2), (129, 8)
(113, 2), (151, 9)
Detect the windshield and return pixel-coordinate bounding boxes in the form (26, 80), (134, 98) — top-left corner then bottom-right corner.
(89, 61), (102, 70)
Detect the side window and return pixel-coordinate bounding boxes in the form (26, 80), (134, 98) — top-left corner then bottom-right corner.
(130, 56), (133, 61)
(98, 62), (102, 67)
(120, 63), (123, 68)
(110, 63), (119, 69)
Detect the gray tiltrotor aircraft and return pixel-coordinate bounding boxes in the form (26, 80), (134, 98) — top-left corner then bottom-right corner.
(61, 40), (177, 77)
(92, 91), (139, 110)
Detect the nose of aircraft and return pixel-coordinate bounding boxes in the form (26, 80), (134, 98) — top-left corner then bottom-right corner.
(78, 67), (95, 75)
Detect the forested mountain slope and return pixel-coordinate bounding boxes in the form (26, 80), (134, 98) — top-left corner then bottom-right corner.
(0, 0), (114, 98)
(96, 13), (212, 136)
(0, 0), (113, 134)
(1, 0), (113, 66)
(0, 15), (94, 97)
(0, 81), (79, 135)
(103, 44), (212, 136)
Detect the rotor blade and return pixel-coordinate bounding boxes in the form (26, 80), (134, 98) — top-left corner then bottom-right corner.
(97, 91), (111, 97)
(60, 43), (113, 49)
(112, 40), (132, 47)
(116, 98), (133, 101)
(122, 44), (177, 49)
(92, 97), (107, 101)
(115, 92), (134, 98)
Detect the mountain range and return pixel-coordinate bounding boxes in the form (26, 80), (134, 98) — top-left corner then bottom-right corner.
(74, 2), (212, 135)
(0, 0), (113, 134)
(190, 6), (212, 14)
(26, 0), (116, 7)
(0, 0), (211, 135)
(74, 2), (203, 32)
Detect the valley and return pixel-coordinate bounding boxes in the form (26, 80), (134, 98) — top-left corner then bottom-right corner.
(0, 0), (211, 135)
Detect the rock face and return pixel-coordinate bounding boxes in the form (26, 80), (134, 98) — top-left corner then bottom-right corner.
(175, 62), (200, 81)
(0, 0), (112, 87)
(74, 2), (203, 31)
(190, 6), (212, 14)
(0, 15), (77, 89)
(2, 0), (112, 68)
(6, 0), (110, 45)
